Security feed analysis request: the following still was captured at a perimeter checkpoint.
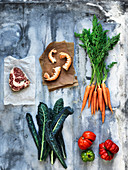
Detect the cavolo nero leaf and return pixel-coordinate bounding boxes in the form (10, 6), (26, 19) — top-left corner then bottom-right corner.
(50, 98), (65, 164)
(48, 107), (58, 164)
(37, 102), (49, 161)
(26, 99), (74, 168)
(52, 106), (74, 136)
(40, 99), (65, 164)
(36, 113), (50, 161)
(26, 113), (40, 149)
(52, 98), (67, 159)
(45, 106), (74, 168)
(48, 108), (54, 120)
(36, 114), (43, 141)
(45, 121), (67, 169)
(57, 132), (67, 159)
(53, 98), (64, 116)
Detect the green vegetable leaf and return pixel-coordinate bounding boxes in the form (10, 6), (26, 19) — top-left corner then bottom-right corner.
(37, 102), (49, 161)
(26, 113), (40, 149)
(75, 15), (120, 84)
(49, 98), (64, 164)
(107, 62), (117, 69)
(45, 121), (67, 169)
(74, 32), (81, 37)
(53, 98), (64, 116)
(52, 107), (74, 136)
(52, 99), (68, 160)
(57, 132), (67, 159)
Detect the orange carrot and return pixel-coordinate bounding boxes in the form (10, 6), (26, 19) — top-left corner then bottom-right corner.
(81, 85), (91, 112)
(93, 90), (97, 114)
(96, 93), (99, 111)
(106, 87), (113, 114)
(102, 98), (105, 123)
(97, 87), (103, 112)
(101, 83), (108, 106)
(88, 84), (95, 108)
(91, 92), (94, 115)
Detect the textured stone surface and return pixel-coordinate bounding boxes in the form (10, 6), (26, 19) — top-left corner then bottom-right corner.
(0, 1), (128, 170)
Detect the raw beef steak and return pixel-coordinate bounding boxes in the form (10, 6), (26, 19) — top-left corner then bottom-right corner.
(9, 67), (30, 92)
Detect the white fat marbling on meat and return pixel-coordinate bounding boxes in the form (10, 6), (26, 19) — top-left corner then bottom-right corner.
(9, 68), (29, 89)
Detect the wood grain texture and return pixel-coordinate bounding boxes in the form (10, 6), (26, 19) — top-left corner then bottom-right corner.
(0, 1), (128, 170)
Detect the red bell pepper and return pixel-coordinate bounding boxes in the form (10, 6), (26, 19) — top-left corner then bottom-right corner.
(78, 131), (96, 150)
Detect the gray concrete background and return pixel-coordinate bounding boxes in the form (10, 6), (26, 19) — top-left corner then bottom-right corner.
(0, 1), (128, 170)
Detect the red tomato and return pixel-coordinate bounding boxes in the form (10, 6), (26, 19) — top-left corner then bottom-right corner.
(82, 131), (96, 142)
(104, 139), (119, 154)
(99, 142), (114, 161)
(78, 131), (96, 150)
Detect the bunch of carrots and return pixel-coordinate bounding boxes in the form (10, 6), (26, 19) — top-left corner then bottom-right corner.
(75, 15), (120, 123)
(81, 82), (112, 123)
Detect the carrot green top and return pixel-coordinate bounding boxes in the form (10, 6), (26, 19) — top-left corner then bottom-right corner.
(75, 15), (120, 86)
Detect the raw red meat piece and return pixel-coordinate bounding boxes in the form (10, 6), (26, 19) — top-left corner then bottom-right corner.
(9, 67), (30, 92)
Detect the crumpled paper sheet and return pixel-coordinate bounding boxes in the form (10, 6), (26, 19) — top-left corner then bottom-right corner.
(4, 56), (36, 105)
(39, 41), (78, 91)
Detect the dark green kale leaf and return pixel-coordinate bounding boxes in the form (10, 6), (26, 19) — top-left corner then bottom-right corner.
(26, 113), (40, 149)
(52, 107), (74, 136)
(45, 121), (67, 169)
(37, 102), (49, 161)
(53, 98), (64, 116)
(50, 98), (64, 164)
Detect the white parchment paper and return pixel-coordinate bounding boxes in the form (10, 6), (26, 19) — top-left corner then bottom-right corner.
(4, 56), (36, 105)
